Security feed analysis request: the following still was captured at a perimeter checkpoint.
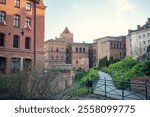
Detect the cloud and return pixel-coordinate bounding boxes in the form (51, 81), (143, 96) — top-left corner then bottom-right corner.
(112, 0), (135, 16)
(72, 4), (80, 11)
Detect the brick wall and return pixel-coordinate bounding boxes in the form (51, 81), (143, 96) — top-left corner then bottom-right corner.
(0, 0), (46, 73)
(130, 78), (150, 97)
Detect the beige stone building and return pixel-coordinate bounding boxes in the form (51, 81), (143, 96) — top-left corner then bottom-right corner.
(94, 36), (126, 63)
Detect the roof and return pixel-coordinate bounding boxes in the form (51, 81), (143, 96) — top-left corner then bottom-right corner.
(63, 27), (71, 33)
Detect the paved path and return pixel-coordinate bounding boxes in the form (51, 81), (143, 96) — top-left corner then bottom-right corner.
(93, 71), (146, 100)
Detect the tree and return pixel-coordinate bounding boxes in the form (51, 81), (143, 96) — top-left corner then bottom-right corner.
(132, 44), (147, 61)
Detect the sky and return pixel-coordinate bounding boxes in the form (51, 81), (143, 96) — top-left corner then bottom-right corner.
(43, 0), (150, 43)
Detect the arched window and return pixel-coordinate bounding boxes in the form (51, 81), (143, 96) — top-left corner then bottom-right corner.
(83, 48), (85, 53)
(79, 47), (82, 53)
(11, 58), (20, 72)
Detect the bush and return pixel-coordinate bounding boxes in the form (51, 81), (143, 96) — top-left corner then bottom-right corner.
(101, 67), (109, 73)
(67, 68), (99, 97)
(105, 57), (150, 89)
(67, 86), (91, 97)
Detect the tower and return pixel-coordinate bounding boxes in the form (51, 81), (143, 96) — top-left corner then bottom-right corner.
(60, 27), (73, 42)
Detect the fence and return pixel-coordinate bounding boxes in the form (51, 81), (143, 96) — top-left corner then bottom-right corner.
(92, 77), (150, 100)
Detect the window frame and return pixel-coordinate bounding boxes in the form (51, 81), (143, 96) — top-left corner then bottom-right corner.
(26, 2), (31, 11)
(0, 33), (5, 47)
(75, 47), (78, 53)
(14, 0), (20, 8)
(11, 58), (20, 72)
(0, 11), (6, 24)
(0, 0), (6, 4)
(13, 14), (20, 27)
(25, 17), (31, 27)
(13, 35), (19, 48)
(25, 37), (30, 49)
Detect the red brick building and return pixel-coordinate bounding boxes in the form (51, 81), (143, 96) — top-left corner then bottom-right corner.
(0, 0), (46, 73)
(45, 27), (91, 71)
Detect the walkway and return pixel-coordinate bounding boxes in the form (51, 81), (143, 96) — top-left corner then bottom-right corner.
(93, 71), (146, 100)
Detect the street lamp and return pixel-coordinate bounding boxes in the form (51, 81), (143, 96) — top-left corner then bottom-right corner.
(33, 0), (40, 70)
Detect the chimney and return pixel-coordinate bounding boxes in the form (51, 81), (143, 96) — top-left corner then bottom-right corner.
(148, 18), (150, 23)
(137, 25), (140, 30)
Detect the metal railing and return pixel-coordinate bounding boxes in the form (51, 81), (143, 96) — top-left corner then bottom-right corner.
(91, 77), (150, 100)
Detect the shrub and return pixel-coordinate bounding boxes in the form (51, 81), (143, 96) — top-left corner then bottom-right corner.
(67, 68), (99, 97)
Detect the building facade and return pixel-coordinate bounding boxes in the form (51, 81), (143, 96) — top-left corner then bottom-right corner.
(126, 18), (150, 59)
(94, 36), (126, 62)
(45, 27), (126, 70)
(44, 27), (92, 71)
(0, 0), (46, 73)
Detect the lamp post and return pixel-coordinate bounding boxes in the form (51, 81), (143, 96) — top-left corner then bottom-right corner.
(33, 0), (40, 70)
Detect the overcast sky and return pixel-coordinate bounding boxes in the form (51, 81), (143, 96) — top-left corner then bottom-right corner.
(44, 0), (150, 43)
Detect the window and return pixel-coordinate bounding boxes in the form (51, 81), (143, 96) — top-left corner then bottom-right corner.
(139, 35), (141, 39)
(0, 0), (6, 4)
(117, 43), (118, 48)
(0, 11), (6, 24)
(60, 47), (64, 52)
(11, 58), (20, 72)
(13, 14), (20, 27)
(25, 17), (31, 27)
(148, 33), (150, 37)
(148, 40), (150, 43)
(111, 43), (113, 48)
(25, 37), (30, 49)
(51, 47), (53, 51)
(26, 2), (31, 11)
(14, 0), (20, 8)
(120, 53), (122, 58)
(76, 60), (78, 64)
(56, 48), (59, 52)
(143, 34), (145, 38)
(75, 47), (78, 53)
(51, 55), (54, 60)
(114, 43), (116, 48)
(79, 47), (82, 53)
(124, 44), (126, 48)
(120, 43), (122, 48)
(143, 41), (146, 44)
(13, 35), (19, 48)
(56, 55), (58, 61)
(61, 56), (64, 61)
(0, 33), (5, 47)
(83, 48), (85, 53)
